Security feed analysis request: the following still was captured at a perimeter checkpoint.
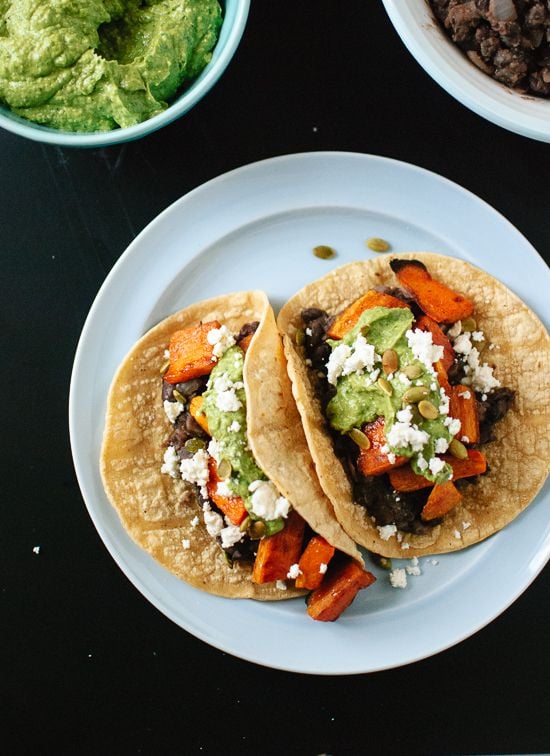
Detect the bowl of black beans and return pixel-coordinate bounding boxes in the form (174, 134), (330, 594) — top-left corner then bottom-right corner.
(382, 0), (550, 142)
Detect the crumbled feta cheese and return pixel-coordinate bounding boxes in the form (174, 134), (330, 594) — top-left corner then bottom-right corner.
(481, 393), (487, 402)
(430, 559), (439, 566)
(203, 505), (224, 537)
(453, 529), (462, 540)
(471, 330), (484, 342)
(444, 417), (462, 436)
(326, 335), (379, 385)
(386, 422), (429, 453)
(276, 580), (287, 591)
(453, 332), (473, 356)
(389, 568), (407, 589)
(447, 321), (461, 338)
(207, 325), (236, 358)
(248, 480), (290, 520)
(396, 406), (413, 424)
(304, 358), (312, 366)
(163, 399), (183, 424)
(305, 327), (312, 337)
(319, 563), (328, 574)
(398, 372), (411, 386)
(378, 524), (397, 541)
(406, 328), (444, 370)
(180, 449), (210, 497)
(181, 539), (191, 550)
(220, 523), (244, 549)
(461, 435), (470, 444)
(435, 437), (449, 454)
(190, 516), (200, 528)
(161, 445), (180, 478)
(216, 480), (233, 498)
(287, 563), (302, 579)
(228, 420), (241, 433)
(428, 457), (446, 476)
(416, 455), (428, 472)
(163, 348), (170, 360)
(401, 542), (410, 550)
(212, 373), (243, 412)
(406, 556), (421, 576)
(207, 438), (220, 461)
(462, 521), (471, 530)
(32, 546), (40, 555)
(453, 332), (500, 394)
(462, 390), (471, 400)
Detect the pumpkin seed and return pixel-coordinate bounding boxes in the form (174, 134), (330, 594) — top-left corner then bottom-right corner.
(370, 553), (392, 571)
(222, 551), (234, 568)
(377, 377), (393, 396)
(217, 458), (232, 479)
(404, 363), (423, 380)
(295, 328), (305, 346)
(313, 245), (336, 260)
(360, 324), (370, 337)
(382, 348), (399, 375)
(159, 359), (170, 375)
(449, 438), (468, 460)
(172, 389), (186, 404)
(239, 516), (251, 533)
(366, 237), (390, 253)
(418, 399), (439, 420)
(184, 438), (206, 453)
(461, 317), (477, 332)
(248, 520), (266, 539)
(348, 428), (371, 449)
(402, 386), (429, 404)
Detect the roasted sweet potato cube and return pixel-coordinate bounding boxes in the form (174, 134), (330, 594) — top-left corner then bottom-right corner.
(449, 385), (480, 444)
(421, 480), (462, 521)
(206, 458), (247, 526)
(389, 449), (487, 492)
(251, 510), (306, 584)
(295, 535), (335, 590)
(189, 395), (210, 435)
(390, 259), (474, 324)
(164, 321), (221, 384)
(327, 290), (410, 339)
(306, 559), (376, 622)
(416, 314), (455, 371)
(357, 417), (408, 476)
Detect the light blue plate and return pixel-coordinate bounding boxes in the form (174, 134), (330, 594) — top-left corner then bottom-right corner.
(70, 152), (550, 674)
(0, 0), (250, 147)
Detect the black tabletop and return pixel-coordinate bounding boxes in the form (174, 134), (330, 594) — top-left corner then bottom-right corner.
(3, 3), (549, 754)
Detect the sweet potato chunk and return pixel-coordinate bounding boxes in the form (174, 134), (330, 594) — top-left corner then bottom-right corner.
(237, 333), (254, 353)
(421, 480), (463, 521)
(357, 417), (408, 476)
(295, 535), (335, 591)
(389, 449), (487, 492)
(189, 395), (210, 435)
(433, 359), (451, 395)
(206, 458), (247, 526)
(251, 510), (306, 584)
(306, 559), (376, 622)
(164, 321), (221, 384)
(449, 385), (480, 444)
(416, 314), (455, 371)
(390, 259), (474, 324)
(327, 290), (410, 339)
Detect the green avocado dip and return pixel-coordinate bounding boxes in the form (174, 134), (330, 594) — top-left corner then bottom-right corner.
(325, 307), (459, 485)
(201, 346), (286, 536)
(0, 0), (222, 132)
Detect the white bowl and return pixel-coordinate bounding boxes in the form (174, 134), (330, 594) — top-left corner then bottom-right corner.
(382, 0), (550, 143)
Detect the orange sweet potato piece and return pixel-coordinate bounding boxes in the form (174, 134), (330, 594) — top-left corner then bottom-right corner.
(206, 458), (247, 526)
(295, 535), (336, 591)
(357, 417), (408, 476)
(416, 314), (455, 371)
(306, 559), (376, 622)
(390, 259), (474, 324)
(237, 333), (254, 353)
(388, 449), (487, 492)
(327, 290), (410, 339)
(433, 359), (451, 395)
(421, 480), (463, 521)
(189, 395), (210, 435)
(252, 510), (306, 584)
(164, 321), (221, 384)
(449, 385), (480, 444)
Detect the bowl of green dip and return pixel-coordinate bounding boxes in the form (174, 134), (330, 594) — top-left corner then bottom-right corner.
(0, 0), (249, 147)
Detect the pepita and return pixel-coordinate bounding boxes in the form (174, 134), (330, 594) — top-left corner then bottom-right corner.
(366, 237), (390, 253)
(217, 458), (232, 479)
(184, 438), (206, 453)
(404, 363), (423, 380)
(461, 317), (477, 332)
(449, 438), (469, 460)
(172, 389), (186, 404)
(239, 516), (251, 533)
(382, 348), (399, 375)
(370, 553), (392, 571)
(402, 385), (429, 404)
(295, 328), (305, 346)
(418, 399), (439, 420)
(248, 520), (266, 539)
(159, 359), (170, 375)
(313, 245), (336, 260)
(377, 377), (393, 396)
(348, 428), (371, 449)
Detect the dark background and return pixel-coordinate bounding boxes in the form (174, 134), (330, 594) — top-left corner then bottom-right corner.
(3, 2), (549, 754)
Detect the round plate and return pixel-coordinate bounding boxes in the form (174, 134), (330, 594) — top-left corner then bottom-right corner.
(69, 152), (550, 674)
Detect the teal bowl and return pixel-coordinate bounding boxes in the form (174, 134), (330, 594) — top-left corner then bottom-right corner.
(0, 0), (250, 147)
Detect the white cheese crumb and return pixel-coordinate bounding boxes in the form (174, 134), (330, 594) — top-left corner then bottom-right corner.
(471, 330), (484, 342)
(180, 449), (210, 497)
(163, 399), (184, 424)
(228, 420), (241, 433)
(203, 503), (224, 537)
(213, 373), (243, 412)
(216, 480), (233, 498)
(398, 372), (412, 386)
(190, 516), (200, 528)
(400, 542), (410, 550)
(447, 321), (461, 338)
(220, 523), (244, 549)
(181, 539), (191, 550)
(461, 435), (470, 444)
(435, 437), (449, 454)
(207, 438), (220, 462)
(207, 325), (236, 358)
(406, 556), (421, 576)
(161, 445), (180, 478)
(406, 328), (444, 370)
(430, 559), (439, 566)
(319, 562), (328, 574)
(462, 521), (471, 530)
(248, 480), (290, 520)
(462, 390), (471, 400)
(444, 417), (462, 436)
(276, 580), (287, 591)
(428, 457), (446, 476)
(386, 422), (429, 453)
(416, 455), (428, 472)
(453, 529), (462, 540)
(32, 546), (40, 555)
(326, 334), (379, 385)
(389, 568), (407, 589)
(163, 349), (170, 359)
(305, 327), (312, 336)
(378, 524), (397, 541)
(287, 563), (302, 579)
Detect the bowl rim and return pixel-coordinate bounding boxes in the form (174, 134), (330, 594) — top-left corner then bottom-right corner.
(382, 0), (550, 143)
(0, 0), (250, 147)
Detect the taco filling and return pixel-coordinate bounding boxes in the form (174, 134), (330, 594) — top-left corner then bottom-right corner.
(159, 315), (374, 620)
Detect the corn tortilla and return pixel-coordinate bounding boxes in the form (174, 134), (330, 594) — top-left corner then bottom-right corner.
(277, 253), (550, 557)
(101, 290), (361, 600)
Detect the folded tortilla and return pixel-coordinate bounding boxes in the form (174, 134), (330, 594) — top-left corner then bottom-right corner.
(100, 290), (361, 599)
(277, 253), (550, 557)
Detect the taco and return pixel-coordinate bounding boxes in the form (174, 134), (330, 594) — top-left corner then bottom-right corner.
(100, 290), (374, 621)
(277, 253), (550, 558)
